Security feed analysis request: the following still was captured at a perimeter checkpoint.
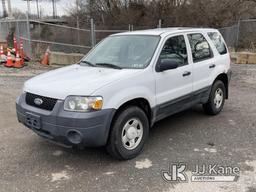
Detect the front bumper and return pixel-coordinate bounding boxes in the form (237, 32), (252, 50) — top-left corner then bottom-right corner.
(16, 93), (115, 148)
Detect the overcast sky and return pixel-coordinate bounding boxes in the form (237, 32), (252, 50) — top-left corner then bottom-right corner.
(0, 0), (74, 17)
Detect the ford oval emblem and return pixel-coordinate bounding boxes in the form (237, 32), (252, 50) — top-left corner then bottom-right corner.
(34, 98), (43, 105)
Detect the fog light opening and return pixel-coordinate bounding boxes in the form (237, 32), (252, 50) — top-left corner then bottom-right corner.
(67, 130), (82, 145)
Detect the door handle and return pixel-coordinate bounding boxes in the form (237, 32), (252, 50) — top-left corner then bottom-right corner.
(209, 64), (216, 69)
(182, 71), (191, 77)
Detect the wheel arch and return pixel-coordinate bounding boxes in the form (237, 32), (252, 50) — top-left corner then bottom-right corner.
(111, 98), (152, 128)
(214, 73), (229, 99)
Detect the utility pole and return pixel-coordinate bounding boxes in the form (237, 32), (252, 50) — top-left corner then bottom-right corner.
(36, 0), (40, 19)
(1, 0), (7, 17)
(26, 0), (31, 18)
(7, 0), (12, 18)
(52, 0), (57, 19)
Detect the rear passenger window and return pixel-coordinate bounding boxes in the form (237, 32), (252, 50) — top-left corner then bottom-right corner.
(160, 35), (188, 67)
(208, 32), (227, 55)
(188, 33), (213, 62)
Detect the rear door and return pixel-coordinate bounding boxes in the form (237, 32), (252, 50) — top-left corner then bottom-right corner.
(187, 33), (215, 93)
(154, 34), (193, 120)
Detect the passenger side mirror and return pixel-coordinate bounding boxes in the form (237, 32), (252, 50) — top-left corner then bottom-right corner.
(156, 58), (179, 72)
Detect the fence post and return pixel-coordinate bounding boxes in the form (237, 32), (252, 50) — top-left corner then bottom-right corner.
(128, 24), (134, 31)
(26, 11), (32, 58)
(158, 19), (162, 28)
(76, 19), (80, 44)
(0, 22), (2, 40)
(16, 20), (20, 45)
(38, 21), (41, 40)
(94, 24), (96, 45)
(235, 19), (241, 52)
(90, 18), (95, 47)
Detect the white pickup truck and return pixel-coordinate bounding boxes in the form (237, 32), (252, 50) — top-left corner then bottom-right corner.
(16, 28), (231, 160)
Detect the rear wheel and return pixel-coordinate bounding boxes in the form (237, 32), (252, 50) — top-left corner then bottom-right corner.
(203, 80), (226, 115)
(106, 106), (149, 160)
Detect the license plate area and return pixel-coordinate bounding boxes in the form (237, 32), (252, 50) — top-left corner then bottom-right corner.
(25, 112), (41, 130)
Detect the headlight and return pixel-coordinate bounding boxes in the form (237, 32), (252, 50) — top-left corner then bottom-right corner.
(64, 96), (103, 112)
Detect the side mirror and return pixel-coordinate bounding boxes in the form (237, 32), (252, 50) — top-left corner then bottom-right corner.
(156, 58), (179, 72)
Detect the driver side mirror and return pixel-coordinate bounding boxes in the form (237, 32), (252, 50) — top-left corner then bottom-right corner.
(156, 58), (179, 72)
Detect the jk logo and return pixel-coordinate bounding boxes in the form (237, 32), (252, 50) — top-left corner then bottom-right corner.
(162, 163), (188, 182)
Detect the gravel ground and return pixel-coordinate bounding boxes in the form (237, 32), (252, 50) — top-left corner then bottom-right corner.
(0, 64), (256, 192)
(0, 63), (60, 77)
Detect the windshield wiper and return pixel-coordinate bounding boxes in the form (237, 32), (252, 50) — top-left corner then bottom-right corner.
(79, 60), (96, 67)
(95, 63), (122, 69)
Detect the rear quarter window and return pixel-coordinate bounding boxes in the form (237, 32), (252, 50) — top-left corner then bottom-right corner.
(208, 32), (227, 55)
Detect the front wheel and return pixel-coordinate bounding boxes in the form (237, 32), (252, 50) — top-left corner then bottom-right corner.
(106, 106), (149, 160)
(203, 80), (226, 115)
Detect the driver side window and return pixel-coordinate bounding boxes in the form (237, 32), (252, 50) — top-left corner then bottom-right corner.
(160, 35), (188, 67)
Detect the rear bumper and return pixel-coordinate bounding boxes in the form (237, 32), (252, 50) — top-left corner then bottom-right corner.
(16, 93), (115, 148)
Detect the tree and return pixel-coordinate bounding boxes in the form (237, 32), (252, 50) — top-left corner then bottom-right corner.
(12, 8), (26, 18)
(45, 0), (61, 19)
(66, 0), (256, 29)
(22, 0), (60, 19)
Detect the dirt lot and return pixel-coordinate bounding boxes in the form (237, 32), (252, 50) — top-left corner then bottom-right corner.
(0, 64), (256, 192)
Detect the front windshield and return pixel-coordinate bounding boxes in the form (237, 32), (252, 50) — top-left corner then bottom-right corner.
(82, 35), (160, 69)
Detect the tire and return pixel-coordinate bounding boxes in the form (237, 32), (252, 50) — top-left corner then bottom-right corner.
(106, 106), (149, 160)
(203, 80), (226, 115)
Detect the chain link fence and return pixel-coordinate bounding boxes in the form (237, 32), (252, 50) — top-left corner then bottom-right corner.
(0, 18), (128, 60)
(219, 19), (256, 52)
(237, 19), (256, 51)
(219, 24), (239, 50)
(1, 18), (256, 60)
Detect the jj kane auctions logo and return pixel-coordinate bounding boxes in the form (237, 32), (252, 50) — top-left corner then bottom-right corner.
(162, 163), (240, 182)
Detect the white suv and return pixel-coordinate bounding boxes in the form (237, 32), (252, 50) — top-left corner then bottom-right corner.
(16, 28), (231, 160)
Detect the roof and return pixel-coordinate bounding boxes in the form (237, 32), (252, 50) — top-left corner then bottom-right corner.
(112, 27), (218, 36)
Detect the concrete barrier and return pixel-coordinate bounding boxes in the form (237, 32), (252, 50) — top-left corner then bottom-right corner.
(230, 52), (238, 64)
(247, 53), (256, 64)
(237, 52), (256, 64)
(49, 51), (84, 65)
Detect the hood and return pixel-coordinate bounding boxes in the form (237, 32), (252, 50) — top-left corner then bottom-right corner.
(24, 64), (140, 100)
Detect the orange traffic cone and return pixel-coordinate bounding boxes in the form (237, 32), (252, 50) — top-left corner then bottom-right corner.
(14, 51), (23, 68)
(0, 45), (4, 54)
(0, 45), (6, 59)
(4, 51), (13, 67)
(41, 47), (49, 65)
(0, 45), (7, 64)
(13, 35), (18, 52)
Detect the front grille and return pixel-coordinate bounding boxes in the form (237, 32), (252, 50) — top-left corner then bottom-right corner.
(25, 92), (57, 111)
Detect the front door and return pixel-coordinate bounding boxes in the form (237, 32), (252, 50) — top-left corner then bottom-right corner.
(154, 35), (193, 120)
